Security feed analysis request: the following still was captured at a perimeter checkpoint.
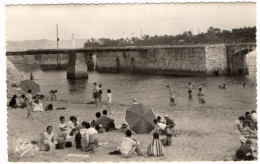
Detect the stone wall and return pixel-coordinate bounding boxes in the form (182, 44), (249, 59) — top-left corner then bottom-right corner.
(39, 54), (68, 69)
(205, 45), (228, 76)
(96, 47), (207, 76)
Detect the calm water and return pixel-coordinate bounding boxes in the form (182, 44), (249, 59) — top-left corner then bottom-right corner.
(14, 63), (257, 111)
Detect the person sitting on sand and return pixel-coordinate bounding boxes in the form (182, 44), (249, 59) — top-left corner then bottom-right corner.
(67, 116), (79, 136)
(80, 121), (90, 152)
(235, 140), (255, 161)
(119, 130), (146, 158)
(251, 110), (257, 121)
(167, 85), (176, 107)
(151, 119), (169, 135)
(236, 116), (256, 136)
(197, 86), (206, 109)
(49, 90), (57, 101)
(97, 110), (115, 131)
(32, 100), (44, 112)
(164, 115), (175, 131)
(244, 112), (257, 131)
(84, 122), (99, 153)
(59, 116), (70, 138)
(8, 94), (17, 108)
(93, 83), (100, 107)
(40, 126), (56, 151)
(147, 132), (165, 157)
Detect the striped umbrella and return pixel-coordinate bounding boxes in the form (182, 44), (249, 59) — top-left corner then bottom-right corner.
(125, 103), (156, 134)
(19, 80), (40, 94)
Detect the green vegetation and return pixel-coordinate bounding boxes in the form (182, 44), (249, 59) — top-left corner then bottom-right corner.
(84, 26), (256, 47)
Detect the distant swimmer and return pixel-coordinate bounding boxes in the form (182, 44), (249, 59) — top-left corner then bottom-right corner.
(243, 82), (246, 87)
(187, 82), (193, 97)
(222, 84), (226, 89)
(30, 73), (34, 80)
(167, 85), (176, 107)
(219, 85), (221, 89)
(197, 86), (206, 110)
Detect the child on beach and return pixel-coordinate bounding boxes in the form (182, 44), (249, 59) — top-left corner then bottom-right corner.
(164, 115), (175, 132)
(84, 123), (99, 153)
(187, 82), (193, 97)
(197, 86), (206, 109)
(49, 90), (57, 101)
(93, 83), (100, 107)
(147, 132), (165, 157)
(167, 85), (176, 107)
(19, 94), (27, 108)
(80, 122), (89, 152)
(106, 89), (112, 114)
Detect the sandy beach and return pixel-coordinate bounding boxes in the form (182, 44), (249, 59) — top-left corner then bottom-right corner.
(7, 97), (256, 162)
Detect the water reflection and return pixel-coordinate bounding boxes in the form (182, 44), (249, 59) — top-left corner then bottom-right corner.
(67, 79), (88, 93)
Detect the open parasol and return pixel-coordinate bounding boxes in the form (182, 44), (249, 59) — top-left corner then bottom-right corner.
(125, 103), (156, 134)
(19, 80), (40, 94)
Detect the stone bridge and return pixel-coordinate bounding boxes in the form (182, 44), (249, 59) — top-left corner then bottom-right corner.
(6, 43), (256, 79)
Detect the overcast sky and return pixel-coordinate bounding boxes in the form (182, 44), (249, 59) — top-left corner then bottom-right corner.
(6, 3), (256, 41)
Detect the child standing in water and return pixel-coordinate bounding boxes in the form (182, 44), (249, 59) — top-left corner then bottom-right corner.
(197, 86), (206, 109)
(106, 89), (112, 114)
(167, 85), (176, 107)
(93, 83), (100, 107)
(187, 82), (193, 97)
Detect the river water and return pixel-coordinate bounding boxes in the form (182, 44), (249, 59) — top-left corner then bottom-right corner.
(13, 51), (257, 111)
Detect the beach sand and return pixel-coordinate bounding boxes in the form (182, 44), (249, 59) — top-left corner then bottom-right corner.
(7, 98), (256, 162)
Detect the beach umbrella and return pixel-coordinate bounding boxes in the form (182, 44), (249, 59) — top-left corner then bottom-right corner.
(19, 80), (40, 94)
(125, 103), (156, 134)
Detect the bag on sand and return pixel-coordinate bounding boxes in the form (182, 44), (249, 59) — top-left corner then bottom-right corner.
(65, 141), (72, 148)
(55, 143), (64, 149)
(45, 104), (53, 111)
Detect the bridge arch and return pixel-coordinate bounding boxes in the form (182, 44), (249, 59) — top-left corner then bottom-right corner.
(227, 45), (256, 75)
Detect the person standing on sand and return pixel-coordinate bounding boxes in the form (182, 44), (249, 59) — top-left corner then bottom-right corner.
(98, 84), (103, 106)
(30, 73), (34, 80)
(93, 83), (100, 107)
(197, 86), (206, 110)
(26, 90), (33, 120)
(49, 90), (57, 101)
(167, 85), (176, 107)
(106, 89), (112, 114)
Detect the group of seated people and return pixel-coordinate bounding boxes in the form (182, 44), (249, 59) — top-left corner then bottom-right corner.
(234, 110), (258, 161)
(8, 94), (28, 108)
(36, 112), (175, 158)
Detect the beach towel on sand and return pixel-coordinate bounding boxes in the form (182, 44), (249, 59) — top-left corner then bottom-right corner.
(147, 139), (165, 157)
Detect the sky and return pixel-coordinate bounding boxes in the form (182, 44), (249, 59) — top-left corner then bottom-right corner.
(5, 3), (256, 41)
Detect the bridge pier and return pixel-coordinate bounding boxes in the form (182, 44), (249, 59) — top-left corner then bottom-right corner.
(67, 53), (88, 79)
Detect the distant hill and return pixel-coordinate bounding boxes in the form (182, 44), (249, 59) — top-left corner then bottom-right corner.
(6, 39), (88, 51)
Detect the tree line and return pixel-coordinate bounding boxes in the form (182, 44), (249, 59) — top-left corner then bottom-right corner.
(84, 26), (256, 48)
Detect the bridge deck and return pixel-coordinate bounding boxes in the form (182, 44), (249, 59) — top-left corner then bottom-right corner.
(6, 43), (256, 56)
